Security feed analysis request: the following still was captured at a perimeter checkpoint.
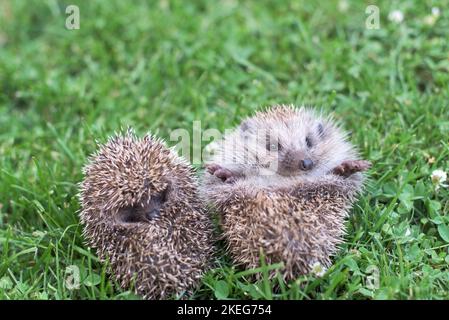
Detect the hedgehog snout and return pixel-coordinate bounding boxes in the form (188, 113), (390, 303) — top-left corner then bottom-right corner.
(146, 208), (160, 220)
(116, 206), (143, 223)
(279, 150), (314, 174)
(145, 190), (168, 220)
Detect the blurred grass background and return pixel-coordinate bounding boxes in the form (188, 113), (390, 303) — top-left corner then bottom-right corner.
(0, 0), (448, 299)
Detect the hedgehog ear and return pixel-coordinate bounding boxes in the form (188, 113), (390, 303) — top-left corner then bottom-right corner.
(240, 120), (251, 132)
(240, 120), (255, 136)
(317, 123), (325, 138)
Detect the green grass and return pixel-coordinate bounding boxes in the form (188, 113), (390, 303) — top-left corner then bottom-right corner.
(1, 0), (449, 300)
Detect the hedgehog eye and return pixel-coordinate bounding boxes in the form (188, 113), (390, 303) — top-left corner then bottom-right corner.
(266, 142), (274, 151)
(306, 136), (313, 148)
(277, 142), (282, 151)
(144, 189), (168, 220)
(318, 123), (324, 137)
(266, 140), (282, 152)
(240, 120), (250, 132)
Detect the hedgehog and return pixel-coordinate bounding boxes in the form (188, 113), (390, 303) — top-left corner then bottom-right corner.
(201, 105), (370, 280)
(79, 130), (214, 299)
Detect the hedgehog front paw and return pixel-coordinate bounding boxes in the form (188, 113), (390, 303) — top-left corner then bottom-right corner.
(204, 164), (237, 184)
(332, 160), (371, 177)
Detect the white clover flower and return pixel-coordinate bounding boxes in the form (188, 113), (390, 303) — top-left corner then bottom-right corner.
(431, 169), (447, 190)
(310, 261), (327, 277)
(404, 228), (411, 237)
(431, 169), (447, 184)
(424, 15), (437, 26)
(350, 248), (361, 258)
(431, 7), (440, 17)
(424, 7), (441, 26)
(32, 230), (47, 238)
(388, 10), (404, 23)
(338, 0), (349, 13)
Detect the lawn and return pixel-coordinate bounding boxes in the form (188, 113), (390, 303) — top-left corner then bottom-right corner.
(0, 0), (448, 300)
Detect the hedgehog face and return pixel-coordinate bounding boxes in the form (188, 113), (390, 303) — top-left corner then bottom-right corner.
(108, 171), (171, 224)
(233, 106), (357, 178)
(116, 189), (168, 223)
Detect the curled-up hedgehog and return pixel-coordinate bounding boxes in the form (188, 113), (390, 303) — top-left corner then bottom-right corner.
(201, 105), (371, 280)
(79, 130), (214, 299)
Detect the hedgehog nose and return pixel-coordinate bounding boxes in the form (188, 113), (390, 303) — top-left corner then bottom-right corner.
(146, 208), (160, 220)
(299, 159), (313, 171)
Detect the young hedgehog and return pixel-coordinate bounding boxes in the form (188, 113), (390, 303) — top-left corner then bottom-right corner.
(201, 105), (370, 280)
(79, 130), (214, 299)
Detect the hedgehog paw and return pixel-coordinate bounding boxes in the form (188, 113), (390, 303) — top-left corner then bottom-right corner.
(205, 164), (237, 183)
(332, 160), (371, 177)
(205, 163), (221, 175)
